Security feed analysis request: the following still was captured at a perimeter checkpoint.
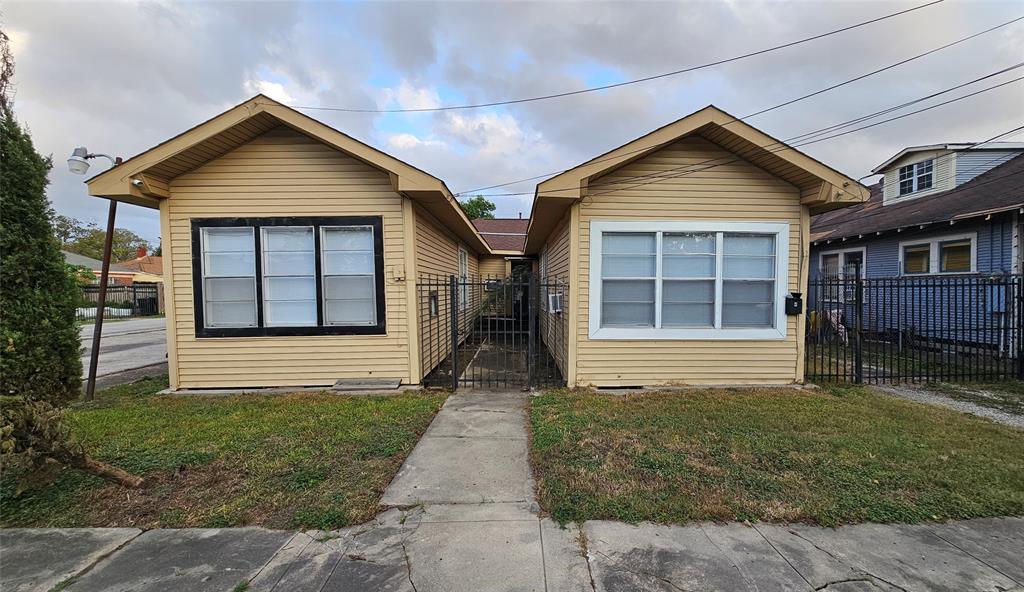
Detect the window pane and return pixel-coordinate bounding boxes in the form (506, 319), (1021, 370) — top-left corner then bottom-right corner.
(663, 280), (714, 302)
(324, 275), (375, 300)
(903, 245), (930, 274)
(264, 252), (316, 276)
(324, 251), (374, 275)
(265, 301), (317, 326)
(723, 280), (774, 303)
(602, 233), (655, 254)
(602, 255), (656, 277)
(322, 227), (373, 250)
(940, 241), (971, 272)
(899, 180), (914, 195)
(602, 303), (654, 327)
(899, 165), (913, 180)
(663, 303), (713, 327)
(663, 255), (715, 278)
(205, 277), (255, 302)
(263, 227), (313, 251)
(822, 254), (840, 277)
(663, 233), (715, 255)
(724, 234), (774, 256)
(325, 299), (375, 325)
(603, 280), (655, 302)
(264, 276), (316, 300)
(207, 301), (256, 328)
(204, 252), (255, 277)
(724, 256), (774, 278)
(204, 228), (254, 252)
(723, 303), (773, 328)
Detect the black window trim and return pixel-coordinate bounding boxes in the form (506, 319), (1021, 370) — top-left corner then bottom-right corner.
(191, 216), (386, 338)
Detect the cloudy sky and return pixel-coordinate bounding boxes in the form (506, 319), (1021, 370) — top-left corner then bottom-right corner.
(4, 0), (1023, 246)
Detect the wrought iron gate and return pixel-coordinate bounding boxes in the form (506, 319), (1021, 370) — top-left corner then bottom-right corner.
(806, 265), (1024, 384)
(417, 274), (568, 389)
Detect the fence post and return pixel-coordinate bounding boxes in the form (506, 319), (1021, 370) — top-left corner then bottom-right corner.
(853, 262), (864, 384)
(527, 273), (537, 389)
(450, 274), (459, 391)
(1017, 274), (1024, 380)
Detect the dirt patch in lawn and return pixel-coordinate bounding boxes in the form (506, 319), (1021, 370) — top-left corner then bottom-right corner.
(1, 376), (447, 530)
(530, 386), (1024, 527)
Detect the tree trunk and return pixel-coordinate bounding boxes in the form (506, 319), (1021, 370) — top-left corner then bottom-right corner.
(73, 455), (144, 488)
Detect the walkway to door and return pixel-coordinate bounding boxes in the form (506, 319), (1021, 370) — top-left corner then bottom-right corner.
(416, 273), (568, 389)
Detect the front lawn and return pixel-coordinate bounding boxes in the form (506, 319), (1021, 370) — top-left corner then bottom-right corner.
(930, 381), (1024, 416)
(1, 376), (445, 529)
(530, 386), (1024, 527)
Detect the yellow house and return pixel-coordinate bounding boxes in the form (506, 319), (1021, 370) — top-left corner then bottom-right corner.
(86, 97), (866, 391)
(528, 106), (868, 387)
(86, 95), (488, 390)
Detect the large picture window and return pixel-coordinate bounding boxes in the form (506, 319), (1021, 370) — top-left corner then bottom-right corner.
(589, 221), (789, 340)
(192, 217), (386, 337)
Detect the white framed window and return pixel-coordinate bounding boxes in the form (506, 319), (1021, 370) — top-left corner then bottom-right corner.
(321, 226), (376, 326)
(818, 247), (865, 302)
(899, 232), (976, 275)
(262, 226), (316, 327)
(200, 227), (258, 328)
(458, 246), (470, 310)
(898, 159), (934, 196)
(588, 221), (789, 340)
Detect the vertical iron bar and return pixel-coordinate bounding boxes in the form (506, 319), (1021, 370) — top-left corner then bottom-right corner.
(854, 262), (863, 384)
(528, 272), (537, 389)
(450, 274), (458, 391)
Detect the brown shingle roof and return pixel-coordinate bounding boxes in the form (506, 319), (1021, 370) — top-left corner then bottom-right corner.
(118, 255), (164, 276)
(811, 154), (1024, 242)
(472, 218), (529, 252)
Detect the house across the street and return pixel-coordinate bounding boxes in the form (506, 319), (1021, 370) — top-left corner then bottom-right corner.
(83, 95), (869, 390)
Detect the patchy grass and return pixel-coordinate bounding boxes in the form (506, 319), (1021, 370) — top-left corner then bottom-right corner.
(0, 376), (445, 529)
(929, 381), (1024, 416)
(530, 386), (1024, 527)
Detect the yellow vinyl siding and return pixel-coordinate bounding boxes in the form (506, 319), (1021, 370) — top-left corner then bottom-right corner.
(540, 210), (572, 375)
(412, 203), (480, 381)
(576, 136), (803, 386)
(167, 126), (411, 388)
(479, 255), (509, 278)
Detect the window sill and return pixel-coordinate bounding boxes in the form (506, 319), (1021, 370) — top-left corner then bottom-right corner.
(588, 326), (787, 341)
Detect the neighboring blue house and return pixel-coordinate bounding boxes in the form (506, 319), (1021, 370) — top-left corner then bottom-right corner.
(808, 144), (1023, 353)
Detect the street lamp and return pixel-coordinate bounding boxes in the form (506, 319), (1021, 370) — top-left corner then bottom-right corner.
(67, 147), (118, 176)
(68, 146), (122, 401)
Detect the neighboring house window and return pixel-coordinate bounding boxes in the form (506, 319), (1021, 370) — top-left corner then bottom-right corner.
(588, 221), (789, 340)
(458, 246), (469, 310)
(192, 216), (385, 337)
(899, 233), (976, 275)
(898, 159), (933, 195)
(818, 248), (865, 302)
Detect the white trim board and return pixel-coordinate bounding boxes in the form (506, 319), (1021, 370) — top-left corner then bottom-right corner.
(587, 220), (790, 341)
(817, 246), (867, 277)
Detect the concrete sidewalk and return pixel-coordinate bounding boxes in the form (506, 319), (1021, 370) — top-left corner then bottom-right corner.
(2, 390), (1022, 591)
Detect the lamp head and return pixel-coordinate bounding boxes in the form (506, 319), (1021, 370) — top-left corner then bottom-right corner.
(68, 147), (90, 175)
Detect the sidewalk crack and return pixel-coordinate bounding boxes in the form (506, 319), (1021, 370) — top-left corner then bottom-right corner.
(751, 524), (814, 591)
(785, 529), (910, 592)
(47, 530), (143, 592)
(928, 528), (1022, 588)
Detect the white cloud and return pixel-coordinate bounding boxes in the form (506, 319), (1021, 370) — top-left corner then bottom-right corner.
(244, 79), (295, 104)
(386, 133), (445, 150)
(379, 80), (442, 111)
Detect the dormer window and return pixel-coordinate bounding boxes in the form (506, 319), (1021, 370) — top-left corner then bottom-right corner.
(898, 159), (933, 195)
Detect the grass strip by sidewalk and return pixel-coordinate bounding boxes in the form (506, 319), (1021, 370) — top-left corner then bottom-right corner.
(530, 385), (1024, 527)
(1, 376), (445, 530)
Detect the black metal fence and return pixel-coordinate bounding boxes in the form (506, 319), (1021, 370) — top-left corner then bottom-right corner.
(77, 283), (161, 322)
(806, 266), (1024, 383)
(417, 274), (567, 389)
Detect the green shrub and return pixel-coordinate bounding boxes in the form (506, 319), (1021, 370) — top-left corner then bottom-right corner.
(0, 106), (83, 403)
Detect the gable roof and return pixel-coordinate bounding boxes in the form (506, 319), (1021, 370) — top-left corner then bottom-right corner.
(871, 142), (1024, 174)
(472, 218), (529, 252)
(812, 153), (1024, 242)
(62, 250), (134, 273)
(118, 254), (164, 276)
(525, 105), (869, 252)
(85, 94), (490, 254)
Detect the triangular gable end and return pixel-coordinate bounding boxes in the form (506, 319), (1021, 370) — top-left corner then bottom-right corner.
(526, 105), (869, 252)
(85, 94), (490, 253)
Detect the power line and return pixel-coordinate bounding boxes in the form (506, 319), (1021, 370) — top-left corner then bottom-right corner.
(452, 13), (1024, 196)
(472, 73), (1024, 198)
(282, 0), (946, 114)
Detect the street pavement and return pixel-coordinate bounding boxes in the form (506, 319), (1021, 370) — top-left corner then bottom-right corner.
(79, 317), (167, 379)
